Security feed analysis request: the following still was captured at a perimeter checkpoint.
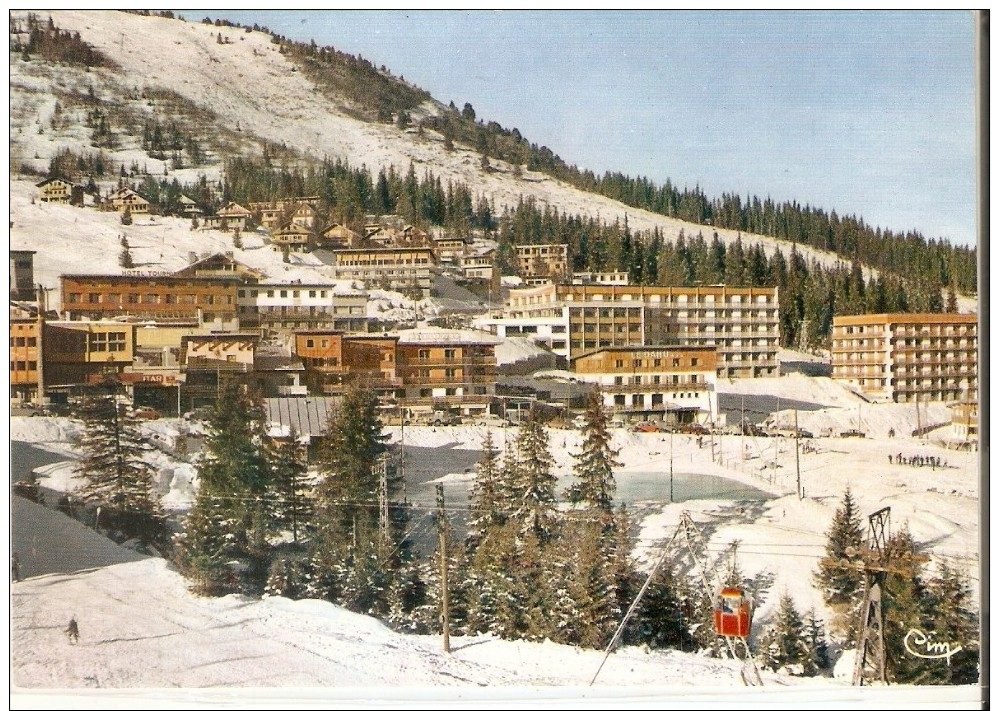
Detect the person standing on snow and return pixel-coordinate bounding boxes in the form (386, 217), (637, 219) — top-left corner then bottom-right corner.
(65, 616), (79, 644)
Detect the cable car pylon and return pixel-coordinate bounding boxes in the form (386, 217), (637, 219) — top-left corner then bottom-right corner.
(679, 512), (764, 686)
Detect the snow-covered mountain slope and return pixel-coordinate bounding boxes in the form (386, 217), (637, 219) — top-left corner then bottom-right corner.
(10, 9), (859, 275)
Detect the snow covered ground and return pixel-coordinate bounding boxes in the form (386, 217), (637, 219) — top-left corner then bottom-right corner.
(8, 365), (983, 705)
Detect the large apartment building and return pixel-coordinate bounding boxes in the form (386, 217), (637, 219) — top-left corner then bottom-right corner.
(236, 281), (369, 333)
(831, 313), (978, 403)
(476, 283), (780, 378)
(328, 247), (437, 294)
(293, 328), (498, 417)
(60, 273), (243, 325)
(571, 344), (718, 423)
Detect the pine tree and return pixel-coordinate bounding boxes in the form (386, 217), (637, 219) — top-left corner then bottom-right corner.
(118, 235), (134, 268)
(920, 561), (980, 685)
(310, 385), (402, 613)
(759, 592), (808, 673)
(567, 389), (619, 518)
(120, 206), (132, 225)
(178, 380), (270, 593)
(801, 608), (830, 676)
(547, 514), (621, 649)
(73, 384), (166, 545)
(881, 526), (932, 684)
(815, 486), (865, 640)
(510, 409), (559, 543)
(466, 430), (504, 552)
(632, 550), (694, 651)
(264, 429), (311, 544)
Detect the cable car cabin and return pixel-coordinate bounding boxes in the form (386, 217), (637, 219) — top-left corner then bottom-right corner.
(714, 587), (752, 638)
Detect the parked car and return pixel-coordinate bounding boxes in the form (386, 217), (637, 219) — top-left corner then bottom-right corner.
(679, 423), (710, 435)
(840, 429), (866, 438)
(633, 421), (663, 433)
(130, 407), (160, 420)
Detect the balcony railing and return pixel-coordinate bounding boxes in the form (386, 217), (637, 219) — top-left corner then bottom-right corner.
(601, 381), (711, 394)
(400, 374), (497, 385)
(277, 385), (309, 396)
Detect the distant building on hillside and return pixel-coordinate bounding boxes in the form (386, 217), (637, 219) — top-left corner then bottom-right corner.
(830, 312), (978, 403)
(35, 177), (82, 205)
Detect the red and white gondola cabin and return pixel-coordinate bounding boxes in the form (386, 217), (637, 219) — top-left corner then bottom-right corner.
(714, 587), (752, 638)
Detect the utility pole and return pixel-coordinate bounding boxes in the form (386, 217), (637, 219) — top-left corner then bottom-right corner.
(376, 454), (389, 556)
(669, 422), (674, 504)
(741, 395), (746, 470)
(435, 483), (451, 653)
(794, 409), (802, 500)
(915, 395), (922, 438)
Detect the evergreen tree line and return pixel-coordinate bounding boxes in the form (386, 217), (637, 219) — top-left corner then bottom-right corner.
(11, 13), (115, 68)
(166, 384), (827, 671)
(815, 487), (979, 685)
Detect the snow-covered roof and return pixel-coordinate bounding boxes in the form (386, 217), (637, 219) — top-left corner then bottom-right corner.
(393, 326), (500, 346)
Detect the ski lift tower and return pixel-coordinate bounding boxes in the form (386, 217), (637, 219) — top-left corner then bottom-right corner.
(852, 506), (891, 685)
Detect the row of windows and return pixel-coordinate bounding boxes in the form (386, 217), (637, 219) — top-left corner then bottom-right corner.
(611, 391), (702, 406)
(612, 357), (698, 368)
(566, 293), (773, 305)
(90, 332), (126, 352)
(611, 374), (700, 385)
(336, 258), (431, 266)
(9, 337), (38, 347)
(10, 360), (37, 370)
(67, 293), (233, 306)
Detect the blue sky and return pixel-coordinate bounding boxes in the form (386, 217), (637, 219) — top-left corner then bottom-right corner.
(186, 10), (978, 248)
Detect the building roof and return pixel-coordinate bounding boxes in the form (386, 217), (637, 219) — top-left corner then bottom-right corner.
(394, 326), (499, 346)
(569, 344), (717, 361)
(264, 397), (338, 439)
(832, 312), (978, 325)
(35, 176), (75, 188)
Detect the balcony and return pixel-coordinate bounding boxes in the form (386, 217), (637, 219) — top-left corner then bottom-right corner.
(401, 395), (494, 406)
(602, 381), (711, 394)
(399, 356), (497, 367)
(184, 358), (251, 373)
(401, 374), (497, 385)
(277, 384), (309, 396)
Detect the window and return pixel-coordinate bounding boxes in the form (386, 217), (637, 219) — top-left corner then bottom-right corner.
(445, 368), (458, 379)
(615, 359), (624, 368)
(444, 349), (457, 360)
(14, 337), (25, 347)
(419, 349), (431, 360)
(691, 358), (699, 366)
(107, 293), (119, 304)
(306, 339), (315, 348)
(88, 293), (100, 304)
(127, 293), (140, 304)
(420, 388), (432, 398)
(280, 290), (288, 298)
(108, 332), (125, 352)
(445, 387), (457, 396)
(145, 293), (158, 304)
